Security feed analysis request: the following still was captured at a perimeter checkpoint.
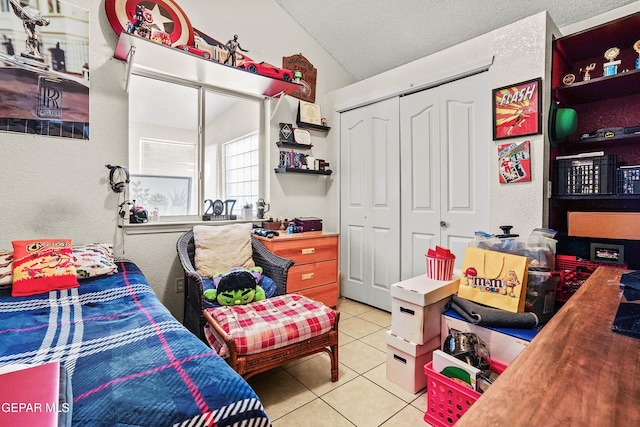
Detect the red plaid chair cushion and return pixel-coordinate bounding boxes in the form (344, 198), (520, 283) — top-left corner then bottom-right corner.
(204, 294), (336, 357)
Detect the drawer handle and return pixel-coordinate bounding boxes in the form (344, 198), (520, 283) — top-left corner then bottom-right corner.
(400, 307), (415, 316)
(301, 248), (315, 255)
(301, 273), (315, 280)
(393, 354), (407, 365)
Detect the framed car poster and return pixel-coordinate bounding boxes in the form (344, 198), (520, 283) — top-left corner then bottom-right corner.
(492, 78), (541, 140)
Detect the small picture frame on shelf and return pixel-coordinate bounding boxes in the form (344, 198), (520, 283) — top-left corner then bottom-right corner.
(294, 128), (311, 146)
(492, 78), (542, 140)
(297, 100), (322, 126)
(279, 123), (294, 144)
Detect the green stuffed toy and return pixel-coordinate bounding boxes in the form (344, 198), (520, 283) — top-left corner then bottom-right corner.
(204, 266), (266, 306)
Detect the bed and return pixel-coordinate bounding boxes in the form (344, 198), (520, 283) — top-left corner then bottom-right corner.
(0, 258), (271, 427)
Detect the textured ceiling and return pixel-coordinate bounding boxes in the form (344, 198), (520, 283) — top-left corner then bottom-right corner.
(275, 0), (638, 81)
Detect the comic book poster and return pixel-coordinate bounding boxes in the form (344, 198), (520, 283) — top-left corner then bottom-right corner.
(493, 78), (541, 140)
(498, 140), (531, 184)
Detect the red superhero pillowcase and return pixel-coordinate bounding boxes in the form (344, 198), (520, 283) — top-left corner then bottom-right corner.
(11, 239), (79, 297)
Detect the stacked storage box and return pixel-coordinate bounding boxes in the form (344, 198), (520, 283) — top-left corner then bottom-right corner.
(440, 309), (538, 364)
(386, 274), (459, 393)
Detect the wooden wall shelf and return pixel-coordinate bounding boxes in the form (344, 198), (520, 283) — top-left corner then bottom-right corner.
(274, 167), (332, 175)
(276, 141), (313, 150)
(296, 121), (331, 132)
(114, 32), (303, 97)
(549, 11), (640, 246)
(554, 70), (640, 105)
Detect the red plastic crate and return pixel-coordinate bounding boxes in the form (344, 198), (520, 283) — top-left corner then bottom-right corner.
(423, 359), (507, 427)
(555, 255), (627, 302)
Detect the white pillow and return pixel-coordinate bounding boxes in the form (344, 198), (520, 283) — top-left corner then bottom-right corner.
(0, 250), (12, 288)
(193, 224), (255, 278)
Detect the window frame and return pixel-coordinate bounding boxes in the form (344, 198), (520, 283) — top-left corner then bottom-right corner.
(127, 70), (269, 226)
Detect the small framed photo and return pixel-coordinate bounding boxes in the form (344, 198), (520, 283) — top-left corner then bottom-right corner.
(492, 78), (542, 140)
(590, 243), (625, 265)
(298, 100), (322, 126)
(294, 128), (312, 146)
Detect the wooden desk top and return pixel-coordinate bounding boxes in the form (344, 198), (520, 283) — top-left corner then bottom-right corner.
(456, 267), (640, 427)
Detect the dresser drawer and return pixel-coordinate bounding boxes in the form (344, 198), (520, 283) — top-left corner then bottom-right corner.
(287, 260), (338, 292)
(270, 236), (338, 265)
(297, 283), (339, 308)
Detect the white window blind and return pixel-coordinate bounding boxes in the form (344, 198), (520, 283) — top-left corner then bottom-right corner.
(224, 133), (259, 214)
(140, 138), (197, 177)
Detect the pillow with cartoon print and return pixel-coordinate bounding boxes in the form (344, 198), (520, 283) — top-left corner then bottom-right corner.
(11, 239), (79, 297)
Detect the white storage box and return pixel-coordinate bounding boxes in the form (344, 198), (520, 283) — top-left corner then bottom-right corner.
(440, 309), (537, 364)
(385, 331), (440, 393)
(390, 274), (459, 344)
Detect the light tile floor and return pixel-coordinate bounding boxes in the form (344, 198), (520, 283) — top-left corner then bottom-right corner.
(248, 297), (432, 427)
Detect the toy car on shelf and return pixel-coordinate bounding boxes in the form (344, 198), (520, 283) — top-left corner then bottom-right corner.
(238, 61), (293, 81)
(176, 44), (212, 60)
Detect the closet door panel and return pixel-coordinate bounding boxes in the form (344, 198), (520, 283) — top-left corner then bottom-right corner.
(347, 121), (365, 207)
(440, 72), (491, 268)
(400, 89), (440, 280)
(446, 100), (473, 210)
(372, 118), (392, 207)
(410, 232), (435, 278)
(340, 97), (400, 311)
(346, 225), (365, 284)
(372, 227), (393, 290)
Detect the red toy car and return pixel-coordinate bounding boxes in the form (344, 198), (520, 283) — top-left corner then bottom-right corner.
(177, 45), (212, 60)
(238, 61), (293, 81)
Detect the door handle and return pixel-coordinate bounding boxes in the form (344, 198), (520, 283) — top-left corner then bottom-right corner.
(440, 220), (447, 228)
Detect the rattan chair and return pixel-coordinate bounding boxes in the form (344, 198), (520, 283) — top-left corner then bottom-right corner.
(176, 229), (294, 341)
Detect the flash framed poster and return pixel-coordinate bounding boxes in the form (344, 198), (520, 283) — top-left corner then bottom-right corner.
(492, 78), (541, 140)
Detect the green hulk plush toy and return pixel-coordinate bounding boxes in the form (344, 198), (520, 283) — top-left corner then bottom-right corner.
(204, 266), (266, 306)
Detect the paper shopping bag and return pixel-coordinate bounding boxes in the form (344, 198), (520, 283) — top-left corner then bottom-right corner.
(457, 246), (529, 313)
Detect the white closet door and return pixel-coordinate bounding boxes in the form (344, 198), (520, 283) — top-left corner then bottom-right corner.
(340, 97), (400, 311)
(440, 72), (491, 266)
(399, 88), (441, 279)
(400, 72), (491, 276)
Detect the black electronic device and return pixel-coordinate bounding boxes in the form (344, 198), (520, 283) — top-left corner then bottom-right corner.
(129, 201), (148, 224)
(252, 228), (279, 238)
(106, 164), (130, 193)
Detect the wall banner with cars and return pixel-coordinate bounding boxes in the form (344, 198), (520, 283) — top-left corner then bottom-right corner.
(0, 1), (89, 139)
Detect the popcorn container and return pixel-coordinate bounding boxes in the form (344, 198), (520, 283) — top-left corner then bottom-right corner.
(426, 246), (455, 281)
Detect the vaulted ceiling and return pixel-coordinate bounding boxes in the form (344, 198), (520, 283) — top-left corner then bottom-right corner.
(275, 0), (638, 81)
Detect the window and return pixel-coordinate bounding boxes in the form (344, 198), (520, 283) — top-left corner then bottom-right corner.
(224, 133), (259, 214)
(128, 74), (264, 219)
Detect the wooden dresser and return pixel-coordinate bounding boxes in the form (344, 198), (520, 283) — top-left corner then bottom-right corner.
(256, 231), (339, 308)
(455, 267), (640, 427)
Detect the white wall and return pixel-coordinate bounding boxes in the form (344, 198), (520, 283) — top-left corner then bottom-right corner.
(0, 0), (353, 320)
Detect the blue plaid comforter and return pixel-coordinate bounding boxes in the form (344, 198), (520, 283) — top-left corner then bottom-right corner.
(0, 261), (270, 427)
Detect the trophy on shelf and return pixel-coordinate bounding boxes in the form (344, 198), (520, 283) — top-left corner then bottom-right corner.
(603, 47), (621, 76)
(634, 41), (640, 70)
(580, 62), (597, 81)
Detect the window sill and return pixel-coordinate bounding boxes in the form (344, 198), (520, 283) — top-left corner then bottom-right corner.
(123, 219), (263, 235)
